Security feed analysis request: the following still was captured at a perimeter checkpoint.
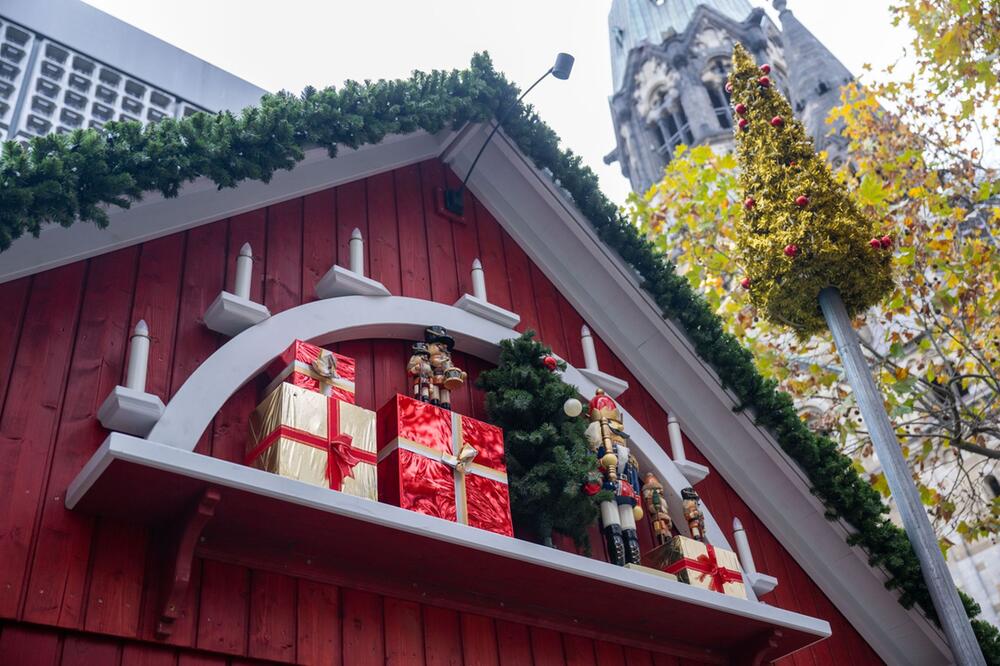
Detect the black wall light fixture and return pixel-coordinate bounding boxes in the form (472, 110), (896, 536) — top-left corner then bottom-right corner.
(437, 53), (575, 221)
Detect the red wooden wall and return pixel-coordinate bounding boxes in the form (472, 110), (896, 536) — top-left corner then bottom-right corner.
(0, 159), (882, 665)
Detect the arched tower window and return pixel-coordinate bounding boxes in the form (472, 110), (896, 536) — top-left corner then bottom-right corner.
(652, 103), (693, 163)
(702, 58), (732, 130)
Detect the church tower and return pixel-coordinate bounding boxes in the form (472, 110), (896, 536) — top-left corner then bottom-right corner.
(605, 0), (853, 193)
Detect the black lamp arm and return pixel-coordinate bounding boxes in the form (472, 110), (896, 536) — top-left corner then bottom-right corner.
(443, 67), (554, 216)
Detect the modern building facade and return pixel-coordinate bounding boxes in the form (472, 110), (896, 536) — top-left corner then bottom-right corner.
(0, 0), (265, 141)
(605, 0), (853, 193)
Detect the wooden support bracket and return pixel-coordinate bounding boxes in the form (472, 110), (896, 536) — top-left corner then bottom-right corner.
(737, 629), (783, 666)
(155, 487), (221, 639)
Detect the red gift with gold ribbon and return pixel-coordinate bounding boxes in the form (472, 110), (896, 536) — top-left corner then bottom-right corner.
(376, 394), (513, 537)
(247, 383), (376, 500)
(264, 340), (356, 403)
(644, 535), (746, 598)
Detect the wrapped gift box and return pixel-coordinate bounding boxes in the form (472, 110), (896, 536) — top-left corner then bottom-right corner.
(265, 339), (356, 403)
(376, 394), (513, 537)
(247, 383), (376, 500)
(642, 535), (746, 599)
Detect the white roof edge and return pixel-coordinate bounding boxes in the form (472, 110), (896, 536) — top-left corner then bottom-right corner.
(0, 119), (955, 664)
(2, 0), (268, 111)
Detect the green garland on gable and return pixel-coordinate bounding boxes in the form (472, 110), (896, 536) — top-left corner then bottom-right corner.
(1, 53), (996, 659)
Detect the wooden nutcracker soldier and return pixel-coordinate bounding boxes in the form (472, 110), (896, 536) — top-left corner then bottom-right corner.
(424, 326), (467, 411)
(681, 487), (706, 542)
(641, 472), (673, 546)
(407, 342), (432, 402)
(584, 389), (644, 566)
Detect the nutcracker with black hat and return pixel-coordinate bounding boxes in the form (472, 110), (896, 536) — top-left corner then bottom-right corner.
(406, 342), (433, 403)
(584, 389), (644, 566)
(424, 326), (467, 411)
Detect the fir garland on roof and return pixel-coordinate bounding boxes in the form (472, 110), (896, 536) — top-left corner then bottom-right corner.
(1, 53), (996, 658)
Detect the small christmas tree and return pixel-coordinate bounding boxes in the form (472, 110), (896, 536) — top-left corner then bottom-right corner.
(730, 43), (893, 335)
(477, 332), (598, 548)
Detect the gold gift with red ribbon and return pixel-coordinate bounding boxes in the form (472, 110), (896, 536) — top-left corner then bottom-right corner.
(643, 535), (746, 598)
(247, 383), (376, 500)
(264, 340), (356, 403)
(376, 394), (513, 537)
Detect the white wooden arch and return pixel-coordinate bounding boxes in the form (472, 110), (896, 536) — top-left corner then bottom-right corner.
(147, 295), (749, 591)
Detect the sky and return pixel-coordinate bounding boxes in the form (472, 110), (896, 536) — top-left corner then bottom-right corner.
(83, 0), (912, 205)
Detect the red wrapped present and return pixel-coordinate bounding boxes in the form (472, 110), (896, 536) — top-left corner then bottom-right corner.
(264, 339), (356, 403)
(376, 394), (513, 537)
(247, 383), (377, 500)
(644, 535), (746, 598)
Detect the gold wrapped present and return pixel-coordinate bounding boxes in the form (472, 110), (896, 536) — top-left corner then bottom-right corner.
(642, 535), (746, 599)
(247, 383), (376, 500)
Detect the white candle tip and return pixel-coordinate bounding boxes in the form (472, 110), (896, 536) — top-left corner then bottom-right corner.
(581, 325), (591, 337)
(134, 320), (149, 336)
(351, 228), (362, 240)
(472, 258), (482, 270)
(239, 242), (252, 257)
(733, 517), (744, 531)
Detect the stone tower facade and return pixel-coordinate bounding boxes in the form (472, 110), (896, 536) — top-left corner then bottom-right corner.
(605, 0), (853, 194)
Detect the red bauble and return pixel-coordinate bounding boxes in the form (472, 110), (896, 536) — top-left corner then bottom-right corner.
(744, 197), (756, 209)
(784, 244), (799, 257)
(740, 277), (751, 289)
(760, 64), (771, 74)
(758, 76), (771, 87)
(725, 81), (734, 93)
(542, 355), (558, 371)
(738, 118), (750, 130)
(795, 195), (810, 207)
(583, 482), (601, 496)
(869, 238), (882, 249)
(735, 102), (747, 116)
(880, 235), (892, 249)
(770, 115), (784, 127)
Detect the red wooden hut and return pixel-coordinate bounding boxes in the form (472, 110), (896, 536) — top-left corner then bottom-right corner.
(0, 61), (955, 665)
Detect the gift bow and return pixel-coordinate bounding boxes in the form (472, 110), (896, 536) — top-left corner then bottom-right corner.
(442, 442), (478, 473)
(311, 353), (340, 385)
(665, 543), (743, 594)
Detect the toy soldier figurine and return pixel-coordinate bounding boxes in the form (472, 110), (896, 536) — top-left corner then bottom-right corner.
(424, 326), (467, 410)
(406, 342), (432, 402)
(642, 473), (673, 546)
(584, 389), (644, 566)
(681, 487), (706, 542)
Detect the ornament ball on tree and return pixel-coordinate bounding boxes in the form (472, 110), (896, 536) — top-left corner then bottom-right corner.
(740, 277), (751, 289)
(760, 63), (771, 74)
(735, 103), (747, 116)
(784, 244), (799, 257)
(880, 235), (892, 249)
(795, 195), (809, 207)
(738, 118), (749, 131)
(744, 196), (756, 209)
(771, 116), (784, 127)
(869, 237), (883, 249)
(563, 397), (583, 418)
(542, 355), (558, 371)
(758, 76), (770, 87)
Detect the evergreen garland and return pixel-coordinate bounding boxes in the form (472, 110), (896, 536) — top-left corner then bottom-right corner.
(476, 332), (598, 548)
(2, 53), (996, 656)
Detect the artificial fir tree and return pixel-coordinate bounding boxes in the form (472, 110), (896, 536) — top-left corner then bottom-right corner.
(729, 44), (893, 335)
(477, 331), (599, 548)
(730, 43), (986, 664)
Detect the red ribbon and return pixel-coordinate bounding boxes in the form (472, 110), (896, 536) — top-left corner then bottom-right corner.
(246, 396), (376, 490)
(664, 544), (743, 593)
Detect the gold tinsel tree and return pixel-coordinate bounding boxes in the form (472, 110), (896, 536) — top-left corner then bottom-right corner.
(729, 43), (893, 335)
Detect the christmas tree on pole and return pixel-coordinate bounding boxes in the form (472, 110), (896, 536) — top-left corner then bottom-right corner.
(730, 43), (985, 665)
(477, 332), (599, 548)
(729, 44), (893, 335)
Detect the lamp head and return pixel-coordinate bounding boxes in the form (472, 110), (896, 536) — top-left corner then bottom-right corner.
(552, 53), (575, 80)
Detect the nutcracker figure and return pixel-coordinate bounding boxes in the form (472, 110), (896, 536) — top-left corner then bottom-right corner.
(424, 326), (467, 410)
(641, 473), (673, 546)
(406, 342), (432, 402)
(584, 389), (644, 566)
(681, 487), (706, 542)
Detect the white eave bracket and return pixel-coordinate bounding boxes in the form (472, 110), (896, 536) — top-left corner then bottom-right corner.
(97, 385), (165, 437)
(453, 294), (520, 329)
(746, 572), (779, 598)
(578, 367), (629, 399)
(674, 459), (710, 486)
(315, 265), (391, 299)
(204, 291), (271, 337)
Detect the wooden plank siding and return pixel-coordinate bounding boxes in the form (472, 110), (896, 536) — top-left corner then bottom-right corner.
(0, 159), (881, 664)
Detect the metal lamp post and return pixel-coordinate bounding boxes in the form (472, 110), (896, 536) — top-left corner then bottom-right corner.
(819, 287), (985, 665)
